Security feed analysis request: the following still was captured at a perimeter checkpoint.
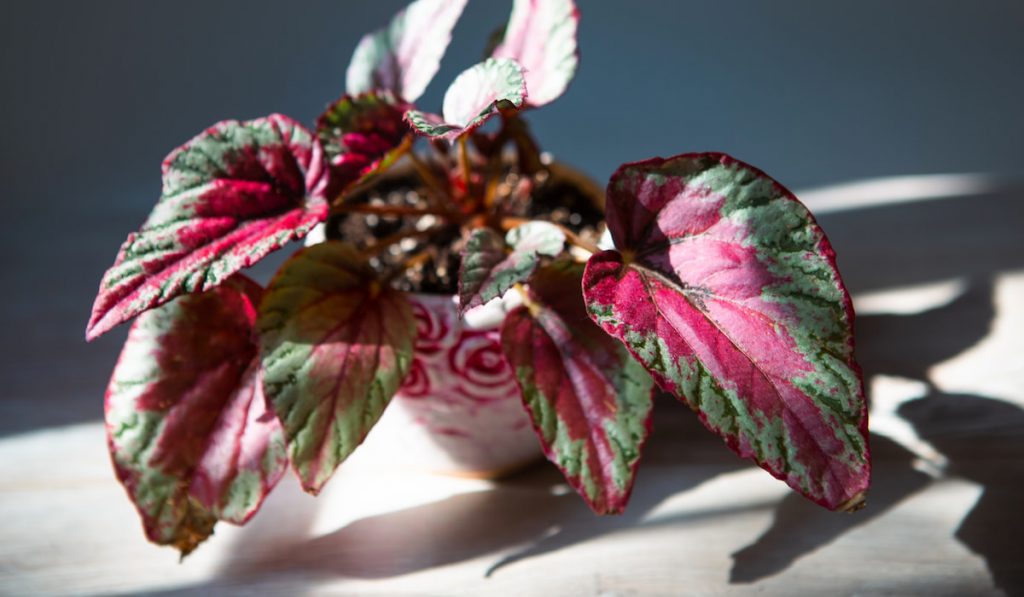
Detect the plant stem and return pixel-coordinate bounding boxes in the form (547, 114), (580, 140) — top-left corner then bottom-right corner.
(407, 152), (450, 209)
(482, 153), (504, 212)
(458, 135), (472, 189)
(382, 248), (434, 284)
(506, 116), (543, 175)
(333, 203), (454, 218)
(560, 226), (603, 255)
(513, 282), (541, 317)
(363, 226), (441, 254)
(329, 137), (413, 208)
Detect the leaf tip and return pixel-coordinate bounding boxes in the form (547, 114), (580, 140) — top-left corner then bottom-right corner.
(84, 312), (112, 342)
(836, 490), (867, 513)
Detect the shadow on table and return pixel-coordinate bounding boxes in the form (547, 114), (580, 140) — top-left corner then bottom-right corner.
(202, 404), (753, 583)
(900, 393), (1024, 595)
(731, 274), (1024, 594)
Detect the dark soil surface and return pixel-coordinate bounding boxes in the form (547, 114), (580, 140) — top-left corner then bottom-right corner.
(324, 159), (605, 294)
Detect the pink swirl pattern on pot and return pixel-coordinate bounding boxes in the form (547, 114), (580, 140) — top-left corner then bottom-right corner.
(370, 293), (541, 475)
(400, 295), (521, 406)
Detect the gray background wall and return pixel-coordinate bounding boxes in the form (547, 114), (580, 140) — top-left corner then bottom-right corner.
(1, 1), (1022, 433)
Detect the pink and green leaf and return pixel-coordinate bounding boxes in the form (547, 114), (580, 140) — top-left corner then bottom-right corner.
(405, 58), (527, 142)
(317, 91), (411, 191)
(86, 114), (332, 341)
(257, 241), (416, 494)
(501, 263), (655, 514)
(583, 153), (869, 511)
(104, 275), (287, 556)
(458, 221), (565, 315)
(346, 0), (468, 103)
(492, 0), (580, 107)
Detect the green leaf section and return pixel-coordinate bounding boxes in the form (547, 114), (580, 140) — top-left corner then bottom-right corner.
(405, 58), (527, 141)
(500, 263), (654, 514)
(105, 276), (286, 556)
(586, 152), (869, 511)
(316, 91), (409, 178)
(86, 114), (329, 340)
(458, 221), (565, 315)
(257, 241), (416, 494)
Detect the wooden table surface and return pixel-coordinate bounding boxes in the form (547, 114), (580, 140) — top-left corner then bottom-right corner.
(2, 176), (1023, 596)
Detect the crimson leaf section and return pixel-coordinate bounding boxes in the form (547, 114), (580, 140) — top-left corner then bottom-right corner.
(105, 275), (287, 557)
(346, 0), (468, 103)
(86, 114), (332, 341)
(257, 241), (416, 494)
(317, 91), (411, 192)
(583, 153), (869, 511)
(492, 0), (580, 107)
(501, 263), (655, 514)
(458, 221), (565, 315)
(405, 58), (527, 141)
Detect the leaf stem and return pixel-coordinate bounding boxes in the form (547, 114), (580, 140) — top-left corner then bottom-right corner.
(560, 226), (603, 256)
(383, 248), (434, 284)
(407, 151), (450, 209)
(458, 135), (472, 189)
(513, 283), (540, 317)
(333, 203), (454, 218)
(363, 226), (441, 254)
(505, 116), (542, 175)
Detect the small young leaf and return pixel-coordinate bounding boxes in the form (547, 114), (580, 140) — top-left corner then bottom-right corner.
(405, 58), (527, 141)
(317, 91), (411, 191)
(86, 114), (332, 341)
(501, 263), (655, 514)
(257, 241), (416, 494)
(105, 276), (287, 556)
(582, 153), (869, 511)
(492, 0), (580, 107)
(346, 0), (468, 102)
(458, 221), (565, 315)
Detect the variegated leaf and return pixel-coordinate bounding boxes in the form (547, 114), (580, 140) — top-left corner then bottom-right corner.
(257, 241), (416, 494)
(492, 0), (580, 107)
(458, 221), (565, 315)
(346, 0), (468, 102)
(583, 153), (869, 511)
(317, 91), (411, 191)
(105, 276), (287, 556)
(87, 114), (331, 341)
(502, 263), (654, 514)
(405, 58), (527, 141)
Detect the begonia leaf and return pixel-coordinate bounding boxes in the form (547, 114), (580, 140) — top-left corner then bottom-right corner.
(346, 0), (468, 102)
(317, 91), (411, 191)
(501, 263), (655, 514)
(105, 275), (287, 556)
(405, 58), (527, 141)
(492, 0), (579, 107)
(86, 114), (331, 341)
(582, 153), (869, 511)
(458, 221), (565, 315)
(257, 241), (415, 494)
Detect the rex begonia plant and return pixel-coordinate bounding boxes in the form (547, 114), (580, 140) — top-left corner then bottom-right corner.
(87, 0), (870, 556)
